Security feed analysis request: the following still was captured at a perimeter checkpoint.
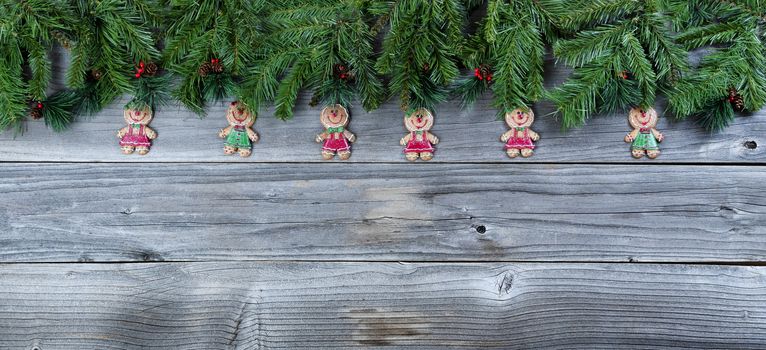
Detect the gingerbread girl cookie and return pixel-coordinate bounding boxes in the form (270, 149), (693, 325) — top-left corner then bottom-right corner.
(117, 101), (157, 155)
(315, 104), (355, 160)
(625, 107), (663, 159)
(218, 101), (259, 157)
(401, 108), (439, 161)
(500, 108), (539, 158)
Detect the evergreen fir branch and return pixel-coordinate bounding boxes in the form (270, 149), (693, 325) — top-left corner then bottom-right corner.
(375, 0), (465, 111)
(621, 32), (657, 106)
(275, 58), (312, 120)
(41, 90), (78, 132)
(637, 13), (688, 86)
(675, 22), (743, 49)
(560, 0), (643, 31)
(547, 63), (613, 129)
(553, 24), (628, 67)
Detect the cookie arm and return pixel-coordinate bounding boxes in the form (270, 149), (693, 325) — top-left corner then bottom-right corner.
(117, 127), (129, 138)
(315, 132), (328, 143)
(427, 132), (439, 144)
(400, 133), (412, 146)
(625, 129), (639, 143)
(247, 128), (259, 142)
(528, 129), (540, 141)
(218, 125), (233, 139)
(145, 127), (158, 140)
(652, 128), (664, 142)
(343, 129), (356, 143)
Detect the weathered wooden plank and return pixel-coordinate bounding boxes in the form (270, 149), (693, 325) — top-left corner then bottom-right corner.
(0, 262), (764, 349)
(1, 163), (763, 263)
(1, 49), (762, 163)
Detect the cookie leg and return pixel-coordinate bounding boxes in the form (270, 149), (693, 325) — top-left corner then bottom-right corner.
(338, 150), (352, 160)
(405, 152), (419, 162)
(420, 152), (433, 161)
(520, 149), (534, 158)
(224, 145), (236, 155)
(631, 149), (644, 159)
(506, 148), (519, 158)
(322, 151), (335, 160)
(239, 148), (252, 157)
(646, 150), (661, 159)
(136, 146), (150, 155)
(121, 146), (135, 155)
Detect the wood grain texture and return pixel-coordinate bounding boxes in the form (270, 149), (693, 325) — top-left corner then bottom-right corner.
(1, 262), (765, 349)
(1, 163), (763, 263)
(1, 50), (762, 163)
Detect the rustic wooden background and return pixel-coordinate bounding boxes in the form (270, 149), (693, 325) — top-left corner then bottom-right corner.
(0, 48), (765, 349)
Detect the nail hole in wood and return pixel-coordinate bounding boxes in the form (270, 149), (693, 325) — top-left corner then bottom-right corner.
(475, 225), (486, 234)
(744, 140), (757, 149)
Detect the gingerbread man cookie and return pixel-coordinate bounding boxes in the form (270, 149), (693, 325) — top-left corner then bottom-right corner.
(401, 108), (439, 161)
(625, 107), (663, 159)
(500, 108), (539, 158)
(315, 104), (356, 160)
(218, 101), (259, 157)
(117, 101), (157, 155)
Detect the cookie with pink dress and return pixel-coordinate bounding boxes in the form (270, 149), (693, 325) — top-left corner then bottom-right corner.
(500, 108), (539, 158)
(315, 104), (356, 160)
(400, 108), (439, 161)
(117, 100), (157, 155)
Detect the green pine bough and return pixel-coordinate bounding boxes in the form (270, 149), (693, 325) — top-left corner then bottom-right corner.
(666, 0), (766, 131)
(547, 0), (688, 129)
(0, 0), (763, 134)
(453, 0), (561, 118)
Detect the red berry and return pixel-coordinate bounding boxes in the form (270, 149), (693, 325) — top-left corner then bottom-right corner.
(37, 102), (43, 108)
(135, 73), (141, 78)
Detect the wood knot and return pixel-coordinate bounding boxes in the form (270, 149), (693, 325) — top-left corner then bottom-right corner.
(497, 273), (513, 295)
(744, 140), (758, 149)
(475, 225), (486, 234)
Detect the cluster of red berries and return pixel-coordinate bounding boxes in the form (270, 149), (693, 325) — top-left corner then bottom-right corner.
(474, 64), (492, 82)
(135, 61), (158, 78)
(334, 64), (351, 80)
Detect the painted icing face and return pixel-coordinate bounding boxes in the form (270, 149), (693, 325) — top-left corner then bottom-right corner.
(320, 104), (349, 128)
(628, 107), (658, 129)
(404, 108), (434, 131)
(226, 102), (254, 126)
(123, 106), (152, 125)
(505, 108), (534, 128)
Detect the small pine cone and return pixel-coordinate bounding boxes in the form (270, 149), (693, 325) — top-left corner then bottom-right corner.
(211, 62), (224, 74)
(143, 62), (159, 77)
(422, 63), (430, 72)
(29, 106), (43, 120)
(728, 87), (745, 112)
(309, 93), (320, 107)
(198, 62), (212, 77)
(90, 69), (103, 81)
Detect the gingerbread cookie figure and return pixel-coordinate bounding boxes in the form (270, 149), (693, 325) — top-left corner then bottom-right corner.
(117, 100), (157, 155)
(401, 108), (439, 161)
(500, 108), (539, 158)
(315, 104), (355, 160)
(625, 107), (663, 159)
(218, 101), (259, 157)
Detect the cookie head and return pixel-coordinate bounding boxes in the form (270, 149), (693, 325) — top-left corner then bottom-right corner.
(226, 101), (255, 127)
(404, 108), (434, 131)
(628, 107), (658, 129)
(123, 103), (152, 125)
(505, 108), (534, 128)
(320, 104), (349, 128)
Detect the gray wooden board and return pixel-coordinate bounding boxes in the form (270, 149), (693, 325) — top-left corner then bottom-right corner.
(0, 49), (762, 163)
(1, 262), (765, 349)
(1, 163), (764, 263)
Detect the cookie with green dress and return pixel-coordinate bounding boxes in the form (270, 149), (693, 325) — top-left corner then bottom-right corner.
(624, 107), (663, 159)
(219, 101), (259, 157)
